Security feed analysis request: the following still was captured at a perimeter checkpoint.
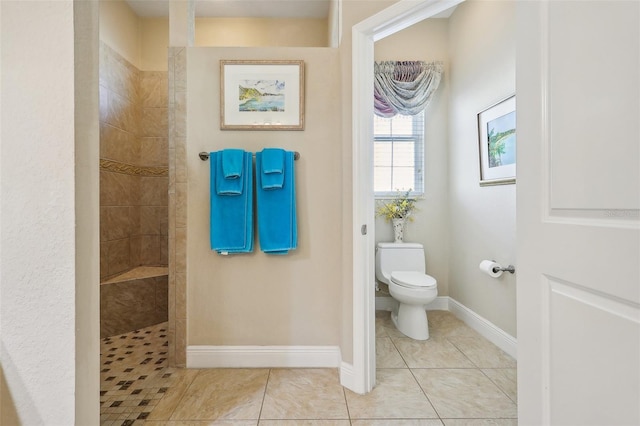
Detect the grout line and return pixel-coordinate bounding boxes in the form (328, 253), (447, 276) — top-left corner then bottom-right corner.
(407, 366), (444, 422)
(341, 381), (352, 424)
(378, 315), (442, 421)
(478, 367), (518, 405)
(256, 368), (272, 422)
(388, 334), (409, 369)
(163, 368), (200, 421)
(444, 335), (479, 369)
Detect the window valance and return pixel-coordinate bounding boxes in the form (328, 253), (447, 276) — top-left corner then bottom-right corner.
(374, 61), (443, 118)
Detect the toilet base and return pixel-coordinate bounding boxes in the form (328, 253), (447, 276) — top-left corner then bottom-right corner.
(391, 303), (430, 340)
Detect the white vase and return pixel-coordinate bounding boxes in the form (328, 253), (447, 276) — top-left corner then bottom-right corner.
(392, 218), (406, 243)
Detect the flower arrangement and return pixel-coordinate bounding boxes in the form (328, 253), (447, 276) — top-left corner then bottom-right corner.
(375, 190), (419, 221)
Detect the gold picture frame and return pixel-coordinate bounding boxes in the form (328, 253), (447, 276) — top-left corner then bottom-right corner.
(220, 60), (305, 130)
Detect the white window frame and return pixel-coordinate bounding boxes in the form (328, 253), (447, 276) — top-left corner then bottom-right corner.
(373, 111), (425, 199)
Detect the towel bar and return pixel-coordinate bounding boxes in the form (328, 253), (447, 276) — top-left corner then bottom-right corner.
(199, 151), (300, 161)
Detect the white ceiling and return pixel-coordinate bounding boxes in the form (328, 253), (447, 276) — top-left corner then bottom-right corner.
(125, 0), (331, 18)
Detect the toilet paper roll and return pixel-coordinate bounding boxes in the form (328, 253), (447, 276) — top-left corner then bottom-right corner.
(479, 260), (503, 278)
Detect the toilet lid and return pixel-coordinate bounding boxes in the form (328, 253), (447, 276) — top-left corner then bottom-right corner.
(390, 271), (437, 289)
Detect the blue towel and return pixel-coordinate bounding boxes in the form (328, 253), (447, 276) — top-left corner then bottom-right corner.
(256, 149), (297, 254)
(261, 148), (285, 190)
(216, 149), (244, 195)
(222, 149), (244, 179)
(210, 151), (254, 254)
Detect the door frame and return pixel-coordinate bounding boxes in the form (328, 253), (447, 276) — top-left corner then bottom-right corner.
(349, 0), (465, 394)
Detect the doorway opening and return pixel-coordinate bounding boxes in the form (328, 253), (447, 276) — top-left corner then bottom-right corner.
(350, 0), (517, 397)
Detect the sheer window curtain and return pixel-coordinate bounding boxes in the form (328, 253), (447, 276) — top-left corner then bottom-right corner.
(374, 61), (443, 117)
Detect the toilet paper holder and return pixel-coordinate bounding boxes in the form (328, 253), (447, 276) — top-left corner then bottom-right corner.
(492, 262), (515, 274)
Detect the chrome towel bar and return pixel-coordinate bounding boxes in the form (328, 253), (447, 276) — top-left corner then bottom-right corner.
(199, 151), (300, 161)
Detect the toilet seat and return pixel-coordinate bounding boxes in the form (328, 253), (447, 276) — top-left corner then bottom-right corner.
(390, 271), (437, 289)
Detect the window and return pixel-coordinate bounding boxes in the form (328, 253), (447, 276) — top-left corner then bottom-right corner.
(373, 111), (425, 197)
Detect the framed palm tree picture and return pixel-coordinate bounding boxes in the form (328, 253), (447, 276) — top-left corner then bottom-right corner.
(478, 95), (516, 186)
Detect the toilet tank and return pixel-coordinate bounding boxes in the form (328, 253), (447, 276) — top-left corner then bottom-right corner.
(375, 242), (426, 284)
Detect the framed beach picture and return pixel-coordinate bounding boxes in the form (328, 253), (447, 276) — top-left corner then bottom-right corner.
(220, 60), (305, 130)
(477, 95), (516, 186)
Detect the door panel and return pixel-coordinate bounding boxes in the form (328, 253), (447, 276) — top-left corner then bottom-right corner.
(547, 277), (640, 425)
(517, 1), (640, 424)
(548, 1), (640, 210)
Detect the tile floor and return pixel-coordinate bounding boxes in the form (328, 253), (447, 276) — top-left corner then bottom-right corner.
(101, 310), (517, 425)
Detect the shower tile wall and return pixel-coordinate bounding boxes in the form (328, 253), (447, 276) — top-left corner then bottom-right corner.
(167, 46), (187, 367)
(137, 69), (169, 268)
(100, 275), (168, 337)
(100, 42), (168, 281)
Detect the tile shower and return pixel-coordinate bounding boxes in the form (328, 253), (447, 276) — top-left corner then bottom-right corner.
(99, 42), (169, 338)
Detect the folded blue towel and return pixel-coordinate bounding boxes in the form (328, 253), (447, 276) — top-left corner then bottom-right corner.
(261, 148), (284, 173)
(222, 149), (244, 179)
(210, 151), (253, 254)
(216, 149), (244, 195)
(256, 149), (297, 254)
(261, 148), (285, 190)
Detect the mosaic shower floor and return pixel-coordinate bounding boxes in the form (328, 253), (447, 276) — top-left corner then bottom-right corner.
(100, 323), (172, 424)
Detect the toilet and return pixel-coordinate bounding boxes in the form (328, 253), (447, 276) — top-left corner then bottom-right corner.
(375, 242), (438, 340)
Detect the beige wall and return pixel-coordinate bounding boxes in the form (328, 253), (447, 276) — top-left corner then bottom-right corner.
(448, 0), (517, 336)
(101, 9), (330, 70)
(140, 18), (169, 71)
(99, 0), (141, 69)
(186, 48), (342, 346)
(196, 18), (328, 47)
(374, 19), (451, 297)
(100, 1), (169, 71)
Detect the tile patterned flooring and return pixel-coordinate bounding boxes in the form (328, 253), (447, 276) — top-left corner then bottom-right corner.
(100, 310), (517, 425)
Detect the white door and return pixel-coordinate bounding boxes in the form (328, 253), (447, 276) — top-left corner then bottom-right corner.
(517, 1), (640, 424)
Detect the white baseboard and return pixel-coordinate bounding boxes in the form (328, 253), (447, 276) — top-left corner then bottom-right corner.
(426, 296), (449, 311)
(448, 298), (517, 359)
(375, 295), (449, 312)
(187, 345), (341, 368)
(339, 361), (356, 390)
(375, 296), (397, 311)
(186, 299), (515, 370)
